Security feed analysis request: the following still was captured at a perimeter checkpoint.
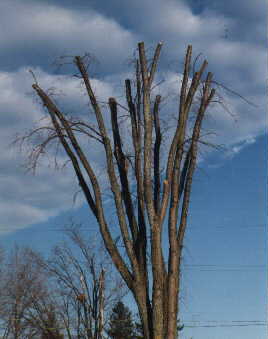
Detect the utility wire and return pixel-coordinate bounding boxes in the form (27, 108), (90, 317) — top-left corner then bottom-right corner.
(184, 323), (266, 328)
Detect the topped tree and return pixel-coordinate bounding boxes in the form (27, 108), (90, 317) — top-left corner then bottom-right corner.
(25, 41), (216, 339)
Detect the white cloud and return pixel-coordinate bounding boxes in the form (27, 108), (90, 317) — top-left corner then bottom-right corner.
(121, 0), (265, 103)
(207, 41), (266, 84)
(0, 0), (265, 235)
(223, 137), (257, 160)
(0, 0), (138, 69)
(152, 1), (230, 39)
(0, 67), (120, 235)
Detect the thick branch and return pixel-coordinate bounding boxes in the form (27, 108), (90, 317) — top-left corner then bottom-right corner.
(138, 42), (155, 225)
(32, 85), (98, 219)
(75, 57), (141, 278)
(160, 47), (208, 226)
(125, 81), (149, 312)
(153, 95), (162, 213)
(148, 42), (163, 88)
(125, 79), (146, 238)
(32, 84), (134, 290)
(139, 42), (166, 338)
(166, 60), (214, 339)
(109, 97), (139, 242)
(177, 73), (215, 245)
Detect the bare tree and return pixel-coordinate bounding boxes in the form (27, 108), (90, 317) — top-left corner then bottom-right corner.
(0, 246), (51, 338)
(37, 226), (126, 339)
(22, 41), (215, 339)
(25, 298), (64, 339)
(0, 231), (124, 339)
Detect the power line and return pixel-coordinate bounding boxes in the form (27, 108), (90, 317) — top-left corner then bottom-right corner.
(185, 264), (266, 267)
(182, 263), (267, 272)
(184, 323), (266, 328)
(182, 319), (267, 328)
(0, 223), (266, 232)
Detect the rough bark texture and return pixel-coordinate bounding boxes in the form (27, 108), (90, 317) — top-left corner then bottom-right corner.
(30, 42), (215, 339)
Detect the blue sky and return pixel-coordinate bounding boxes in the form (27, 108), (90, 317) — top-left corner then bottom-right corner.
(0, 0), (266, 338)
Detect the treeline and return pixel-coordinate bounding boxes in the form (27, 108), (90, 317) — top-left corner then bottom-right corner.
(0, 226), (142, 338)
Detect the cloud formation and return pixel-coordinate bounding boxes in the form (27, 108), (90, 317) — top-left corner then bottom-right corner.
(0, 0), (265, 233)
(0, 0), (138, 72)
(0, 68), (118, 234)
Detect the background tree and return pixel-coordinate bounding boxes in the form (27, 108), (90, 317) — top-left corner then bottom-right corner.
(36, 226), (126, 339)
(0, 246), (53, 338)
(0, 226), (124, 338)
(107, 301), (135, 339)
(21, 41), (216, 339)
(27, 295), (64, 339)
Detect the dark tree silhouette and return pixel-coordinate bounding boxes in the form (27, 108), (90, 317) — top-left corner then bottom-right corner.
(107, 301), (135, 339)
